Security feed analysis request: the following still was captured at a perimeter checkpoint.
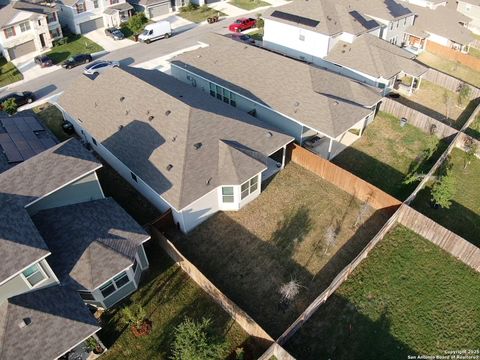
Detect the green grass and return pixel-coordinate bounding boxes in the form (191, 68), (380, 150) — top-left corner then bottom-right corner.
(229, 0), (270, 10)
(98, 242), (262, 360)
(469, 46), (480, 59)
(465, 113), (480, 140)
(332, 112), (448, 200)
(417, 51), (480, 88)
(178, 5), (225, 23)
(285, 225), (480, 360)
(32, 103), (71, 142)
(0, 57), (23, 88)
(412, 148), (480, 247)
(45, 34), (103, 64)
(168, 163), (390, 337)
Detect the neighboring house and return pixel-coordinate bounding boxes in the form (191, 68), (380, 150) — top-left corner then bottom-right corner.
(324, 33), (428, 93)
(0, 0), (62, 61)
(170, 34), (383, 160)
(404, 3), (473, 53)
(127, 0), (185, 18)
(57, 0), (133, 34)
(457, 0), (480, 35)
(400, 0), (447, 9)
(57, 67), (294, 233)
(0, 138), (150, 360)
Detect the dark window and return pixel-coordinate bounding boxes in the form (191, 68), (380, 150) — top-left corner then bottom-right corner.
(114, 272), (129, 288)
(131, 172), (137, 182)
(99, 282), (115, 298)
(78, 291), (95, 301)
(92, 137), (97, 146)
(132, 258), (138, 273)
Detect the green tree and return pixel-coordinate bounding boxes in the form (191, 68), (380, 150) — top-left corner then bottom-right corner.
(170, 317), (227, 360)
(431, 164), (456, 209)
(463, 136), (478, 170)
(457, 83), (471, 107)
(2, 98), (17, 115)
(128, 13), (147, 35)
(256, 14), (264, 29)
(120, 304), (147, 330)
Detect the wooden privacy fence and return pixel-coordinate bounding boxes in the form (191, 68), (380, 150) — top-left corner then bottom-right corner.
(289, 144), (401, 210)
(150, 228), (274, 344)
(422, 68), (480, 98)
(258, 343), (296, 360)
(455, 132), (480, 158)
(276, 208), (401, 345)
(425, 41), (480, 72)
(397, 206), (480, 272)
(380, 98), (458, 139)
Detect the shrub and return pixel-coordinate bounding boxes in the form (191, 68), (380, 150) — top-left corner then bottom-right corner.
(457, 83), (471, 106)
(200, 4), (209, 12)
(53, 38), (67, 47)
(127, 13), (148, 35)
(463, 136), (478, 170)
(170, 317), (227, 360)
(2, 98), (17, 115)
(180, 3), (199, 12)
(256, 14), (264, 28)
(120, 304), (147, 330)
(431, 162), (456, 208)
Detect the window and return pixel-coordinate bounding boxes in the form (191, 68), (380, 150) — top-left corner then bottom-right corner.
(223, 88), (229, 103)
(131, 172), (137, 182)
(99, 282), (115, 298)
(76, 2), (86, 13)
(299, 34), (305, 41)
(19, 22), (30, 32)
(240, 175), (258, 200)
(38, 19), (42, 26)
(389, 22), (393, 30)
(50, 27), (61, 38)
(99, 271), (130, 298)
(46, 13), (57, 24)
(209, 83), (215, 97)
(216, 85), (222, 100)
(78, 291), (95, 301)
(113, 272), (129, 288)
(22, 263), (46, 287)
(230, 92), (236, 107)
(3, 26), (15, 38)
(132, 258), (138, 273)
(110, 0), (119, 4)
(92, 137), (97, 146)
(93, 0), (99, 8)
(222, 186), (234, 203)
(209, 83), (236, 107)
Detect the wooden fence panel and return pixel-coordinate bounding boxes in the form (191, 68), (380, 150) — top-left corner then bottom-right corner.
(425, 41), (480, 72)
(422, 68), (480, 98)
(380, 98), (458, 139)
(397, 206), (480, 272)
(289, 144), (402, 210)
(150, 228), (274, 343)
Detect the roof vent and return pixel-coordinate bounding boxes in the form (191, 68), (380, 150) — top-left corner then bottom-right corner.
(294, 101), (300, 107)
(165, 110), (171, 116)
(196, 55), (202, 58)
(172, 135), (177, 142)
(333, 100), (339, 105)
(125, 109), (129, 115)
(266, 131), (273, 137)
(148, 115), (154, 121)
(18, 318), (31, 329)
(120, 96), (125, 102)
(166, 164), (173, 171)
(179, 95), (183, 98)
(119, 125), (124, 131)
(94, 102), (98, 107)
(193, 142), (202, 150)
(206, 177), (212, 186)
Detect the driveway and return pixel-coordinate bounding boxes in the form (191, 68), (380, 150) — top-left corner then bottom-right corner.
(150, 14), (197, 35)
(10, 51), (60, 85)
(84, 28), (136, 51)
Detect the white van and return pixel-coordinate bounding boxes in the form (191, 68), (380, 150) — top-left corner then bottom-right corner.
(138, 21), (172, 44)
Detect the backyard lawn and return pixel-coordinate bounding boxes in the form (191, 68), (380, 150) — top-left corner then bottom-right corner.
(333, 112), (448, 200)
(465, 113), (480, 140)
(0, 57), (23, 88)
(417, 51), (480, 88)
(230, 0), (270, 10)
(285, 225), (480, 360)
(412, 148), (480, 247)
(98, 242), (263, 360)
(168, 163), (390, 337)
(396, 80), (475, 129)
(33, 103), (71, 142)
(45, 34), (103, 64)
(179, 5), (225, 23)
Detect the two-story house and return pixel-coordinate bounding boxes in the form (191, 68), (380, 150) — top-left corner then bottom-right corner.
(0, 136), (151, 359)
(457, 0), (480, 35)
(57, 0), (132, 34)
(0, 0), (62, 60)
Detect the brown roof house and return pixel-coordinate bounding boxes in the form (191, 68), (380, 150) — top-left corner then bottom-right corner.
(57, 67), (294, 233)
(0, 139), (150, 360)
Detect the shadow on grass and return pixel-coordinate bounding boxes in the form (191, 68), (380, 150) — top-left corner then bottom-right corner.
(284, 294), (417, 360)
(271, 207), (313, 256)
(166, 206), (392, 338)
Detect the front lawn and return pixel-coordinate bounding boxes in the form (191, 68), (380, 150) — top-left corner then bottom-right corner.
(229, 0), (270, 10)
(411, 148), (480, 247)
(168, 163), (390, 337)
(332, 112), (448, 200)
(32, 103), (71, 142)
(45, 34), (103, 64)
(99, 242), (262, 360)
(395, 80), (475, 129)
(178, 4), (225, 23)
(417, 51), (480, 88)
(285, 225), (480, 360)
(0, 57), (23, 88)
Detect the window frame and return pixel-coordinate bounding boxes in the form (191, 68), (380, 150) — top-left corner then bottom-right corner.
(21, 263), (47, 288)
(19, 22), (31, 32)
(78, 290), (95, 301)
(221, 186), (234, 203)
(98, 271), (131, 299)
(131, 172), (137, 182)
(93, 0), (99, 8)
(3, 26), (15, 38)
(240, 175), (258, 200)
(76, 2), (86, 14)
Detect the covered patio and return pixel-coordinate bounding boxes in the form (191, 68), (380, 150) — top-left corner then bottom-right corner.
(393, 70), (424, 96)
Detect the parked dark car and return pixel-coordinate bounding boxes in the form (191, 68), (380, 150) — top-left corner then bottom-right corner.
(34, 55), (53, 67)
(231, 33), (255, 44)
(62, 54), (93, 69)
(105, 27), (125, 40)
(62, 121), (75, 134)
(0, 91), (35, 109)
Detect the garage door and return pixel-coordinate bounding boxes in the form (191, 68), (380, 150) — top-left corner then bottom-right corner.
(8, 40), (36, 60)
(149, 3), (169, 18)
(79, 17), (104, 34)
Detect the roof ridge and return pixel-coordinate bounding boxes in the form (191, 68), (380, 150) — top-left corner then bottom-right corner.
(177, 107), (195, 209)
(218, 140), (240, 184)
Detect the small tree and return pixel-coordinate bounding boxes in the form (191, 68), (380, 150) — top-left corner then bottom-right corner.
(431, 164), (456, 209)
(121, 304), (147, 330)
(170, 317), (227, 360)
(463, 136), (478, 170)
(323, 224), (338, 254)
(279, 279), (302, 303)
(457, 83), (471, 107)
(128, 13), (147, 35)
(256, 13), (264, 29)
(2, 98), (17, 115)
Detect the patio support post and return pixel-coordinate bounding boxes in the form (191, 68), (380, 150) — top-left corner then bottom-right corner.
(281, 145), (286, 169)
(409, 76), (414, 96)
(360, 115), (369, 137)
(327, 137), (333, 160)
(417, 75), (422, 91)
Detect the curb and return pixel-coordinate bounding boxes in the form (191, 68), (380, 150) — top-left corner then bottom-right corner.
(91, 50), (109, 58)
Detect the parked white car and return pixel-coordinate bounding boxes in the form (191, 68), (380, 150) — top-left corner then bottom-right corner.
(83, 61), (120, 75)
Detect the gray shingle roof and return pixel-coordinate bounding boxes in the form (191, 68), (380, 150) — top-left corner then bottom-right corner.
(0, 285), (100, 360)
(58, 67), (293, 211)
(0, 139), (101, 284)
(326, 33), (428, 79)
(0, 1), (55, 28)
(104, 2), (133, 14)
(171, 34), (379, 137)
(32, 198), (150, 290)
(263, 0), (412, 36)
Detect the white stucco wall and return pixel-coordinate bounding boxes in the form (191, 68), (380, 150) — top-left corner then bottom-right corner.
(426, 32), (450, 46)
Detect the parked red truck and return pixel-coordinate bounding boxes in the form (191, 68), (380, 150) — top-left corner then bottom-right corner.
(228, 18), (256, 32)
